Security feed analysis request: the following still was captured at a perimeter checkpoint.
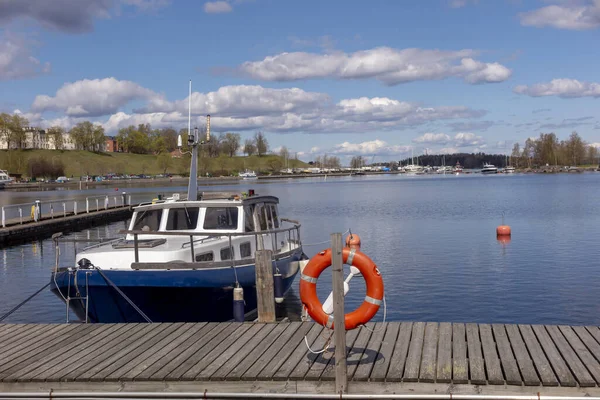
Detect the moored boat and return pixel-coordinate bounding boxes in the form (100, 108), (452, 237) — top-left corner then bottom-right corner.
(239, 170), (258, 179)
(481, 163), (498, 174)
(0, 170), (13, 189)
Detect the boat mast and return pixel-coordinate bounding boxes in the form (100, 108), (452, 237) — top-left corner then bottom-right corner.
(187, 80), (198, 201)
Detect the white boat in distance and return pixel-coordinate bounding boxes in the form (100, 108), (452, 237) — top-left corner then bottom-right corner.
(239, 170), (258, 179)
(504, 166), (516, 174)
(0, 170), (13, 189)
(481, 163), (498, 174)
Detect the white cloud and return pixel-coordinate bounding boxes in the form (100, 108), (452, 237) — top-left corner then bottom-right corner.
(204, 1), (233, 13)
(331, 140), (412, 156)
(454, 132), (485, 147)
(519, 1), (600, 30)
(514, 78), (600, 98)
(413, 133), (451, 144)
(589, 142), (600, 148)
(439, 147), (460, 154)
(31, 77), (157, 116)
(238, 47), (512, 85)
(0, 32), (50, 80)
(0, 0), (171, 33)
(449, 0), (478, 8)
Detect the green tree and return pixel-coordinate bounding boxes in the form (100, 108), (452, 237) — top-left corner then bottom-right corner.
(565, 131), (586, 166)
(157, 153), (173, 174)
(510, 143), (521, 168)
(254, 132), (268, 156)
(47, 126), (65, 150)
(3, 113), (29, 149)
(221, 132), (241, 157)
(70, 121), (104, 151)
(243, 138), (256, 156)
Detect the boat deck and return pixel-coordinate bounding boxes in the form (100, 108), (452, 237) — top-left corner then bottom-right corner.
(2, 321), (600, 396)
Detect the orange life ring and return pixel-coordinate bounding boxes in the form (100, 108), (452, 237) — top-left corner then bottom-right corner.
(299, 248), (384, 330)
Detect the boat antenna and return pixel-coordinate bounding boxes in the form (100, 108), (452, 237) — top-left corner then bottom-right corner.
(187, 80), (199, 201)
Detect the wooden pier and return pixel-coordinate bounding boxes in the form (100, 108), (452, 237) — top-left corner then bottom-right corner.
(2, 321), (600, 397)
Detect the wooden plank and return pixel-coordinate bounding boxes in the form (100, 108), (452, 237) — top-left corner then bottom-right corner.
(353, 322), (387, 381)
(403, 321), (425, 382)
(253, 322), (314, 380)
(319, 326), (363, 381)
(91, 323), (187, 381)
(452, 323), (468, 384)
(0, 324), (49, 353)
(386, 321), (413, 382)
(466, 323), (485, 385)
(289, 325), (332, 381)
(419, 322), (438, 383)
(518, 325), (560, 386)
(331, 233), (347, 394)
(149, 323), (231, 381)
(214, 323), (288, 380)
(123, 323), (209, 381)
(547, 325), (595, 387)
(344, 323), (375, 380)
(273, 323), (323, 381)
(0, 324), (38, 346)
(255, 250), (276, 323)
(436, 322), (452, 383)
(70, 323), (170, 381)
(0, 324), (82, 377)
(179, 323), (253, 380)
(195, 323), (266, 380)
(563, 326), (600, 384)
(531, 324), (576, 387)
(44, 324), (145, 381)
(586, 326), (600, 345)
(5, 323), (109, 381)
(491, 324), (522, 385)
(304, 326), (356, 381)
(369, 322), (400, 382)
(479, 324), (504, 385)
(164, 322), (239, 381)
(506, 324), (541, 386)
(26, 324), (136, 382)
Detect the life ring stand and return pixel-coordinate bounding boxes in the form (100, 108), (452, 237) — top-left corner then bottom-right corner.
(299, 248), (384, 330)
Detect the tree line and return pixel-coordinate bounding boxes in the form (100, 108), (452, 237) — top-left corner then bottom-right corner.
(399, 153), (511, 169)
(510, 131), (596, 168)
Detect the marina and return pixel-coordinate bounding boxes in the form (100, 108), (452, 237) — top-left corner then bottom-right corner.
(3, 321), (600, 397)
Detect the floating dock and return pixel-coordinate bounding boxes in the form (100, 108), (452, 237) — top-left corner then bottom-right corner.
(0, 206), (132, 246)
(1, 321), (600, 397)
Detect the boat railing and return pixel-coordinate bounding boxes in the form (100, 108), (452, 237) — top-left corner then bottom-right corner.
(118, 221), (302, 265)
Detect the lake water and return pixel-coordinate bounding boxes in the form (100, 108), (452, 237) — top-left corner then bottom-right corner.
(2, 172), (600, 325)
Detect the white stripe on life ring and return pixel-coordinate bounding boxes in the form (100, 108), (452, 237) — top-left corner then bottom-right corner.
(300, 274), (317, 284)
(365, 295), (382, 306)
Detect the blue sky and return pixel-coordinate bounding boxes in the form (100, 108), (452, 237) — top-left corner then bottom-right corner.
(1, 0), (599, 161)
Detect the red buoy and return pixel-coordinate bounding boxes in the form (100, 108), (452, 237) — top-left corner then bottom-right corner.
(496, 225), (511, 236)
(345, 234), (361, 250)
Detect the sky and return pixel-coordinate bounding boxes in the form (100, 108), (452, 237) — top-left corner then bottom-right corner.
(1, 0), (599, 162)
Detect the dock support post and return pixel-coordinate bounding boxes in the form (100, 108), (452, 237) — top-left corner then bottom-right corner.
(255, 249), (276, 323)
(331, 232), (348, 395)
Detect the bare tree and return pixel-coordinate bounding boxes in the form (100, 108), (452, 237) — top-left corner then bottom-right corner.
(47, 126), (65, 150)
(254, 132), (268, 156)
(243, 138), (256, 156)
(221, 132), (241, 157)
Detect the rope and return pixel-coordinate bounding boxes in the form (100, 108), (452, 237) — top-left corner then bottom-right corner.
(304, 328), (334, 354)
(302, 229), (350, 247)
(360, 295), (387, 332)
(95, 268), (153, 323)
(0, 282), (51, 322)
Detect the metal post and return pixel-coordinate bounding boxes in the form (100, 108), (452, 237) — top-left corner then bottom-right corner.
(74, 201), (77, 215)
(255, 249), (275, 323)
(133, 233), (139, 263)
(122, 192), (127, 206)
(63, 202), (66, 217)
(128, 195), (131, 206)
(19, 208), (22, 224)
(50, 204), (54, 219)
(189, 235), (195, 261)
(85, 271), (90, 323)
(104, 196), (108, 210)
(96, 198), (99, 211)
(86, 198), (89, 213)
(1, 207), (4, 228)
(331, 232), (347, 394)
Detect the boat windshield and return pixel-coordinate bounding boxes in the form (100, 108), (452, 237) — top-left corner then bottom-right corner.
(203, 207), (238, 230)
(166, 207), (199, 230)
(132, 209), (163, 232)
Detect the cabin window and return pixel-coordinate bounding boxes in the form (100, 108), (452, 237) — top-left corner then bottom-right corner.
(220, 246), (234, 260)
(270, 205), (280, 228)
(244, 206), (255, 232)
(195, 252), (214, 262)
(132, 209), (162, 232)
(203, 207), (239, 230)
(166, 207), (199, 230)
(240, 242), (252, 258)
(256, 205), (268, 231)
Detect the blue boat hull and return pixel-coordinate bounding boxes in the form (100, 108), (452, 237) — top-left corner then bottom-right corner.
(50, 254), (302, 323)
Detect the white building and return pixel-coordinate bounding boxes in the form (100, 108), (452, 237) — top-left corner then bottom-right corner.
(0, 127), (76, 150)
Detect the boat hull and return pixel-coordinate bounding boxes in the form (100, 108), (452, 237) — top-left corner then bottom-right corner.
(50, 253), (302, 323)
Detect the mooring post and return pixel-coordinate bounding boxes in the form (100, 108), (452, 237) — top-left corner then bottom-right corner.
(331, 232), (348, 394)
(255, 249), (276, 322)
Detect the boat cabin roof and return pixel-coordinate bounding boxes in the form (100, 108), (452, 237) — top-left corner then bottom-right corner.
(133, 194), (278, 212)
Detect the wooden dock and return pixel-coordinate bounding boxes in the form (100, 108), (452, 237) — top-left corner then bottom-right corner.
(2, 321), (600, 397)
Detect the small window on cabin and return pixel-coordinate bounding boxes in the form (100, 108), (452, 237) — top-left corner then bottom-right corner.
(203, 207), (239, 230)
(256, 204), (268, 231)
(244, 206), (255, 232)
(195, 252), (214, 262)
(240, 242), (252, 258)
(132, 209), (162, 232)
(270, 204), (280, 228)
(220, 246), (234, 260)
(166, 207), (199, 230)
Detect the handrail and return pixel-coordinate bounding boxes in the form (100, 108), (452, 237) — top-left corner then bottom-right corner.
(119, 224), (301, 238)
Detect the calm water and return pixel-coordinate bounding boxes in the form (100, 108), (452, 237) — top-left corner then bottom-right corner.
(2, 173), (600, 325)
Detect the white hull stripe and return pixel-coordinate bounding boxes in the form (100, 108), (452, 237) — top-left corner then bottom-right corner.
(365, 296), (382, 306)
(346, 248), (356, 266)
(325, 314), (334, 328)
(301, 274), (317, 284)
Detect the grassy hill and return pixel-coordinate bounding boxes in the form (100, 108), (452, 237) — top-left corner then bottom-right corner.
(0, 150), (308, 178)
